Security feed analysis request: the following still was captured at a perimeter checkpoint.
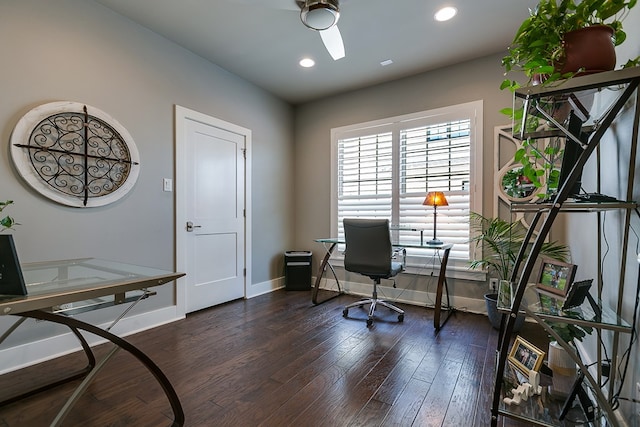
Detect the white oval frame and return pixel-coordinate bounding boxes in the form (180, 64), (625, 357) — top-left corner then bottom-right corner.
(11, 101), (140, 208)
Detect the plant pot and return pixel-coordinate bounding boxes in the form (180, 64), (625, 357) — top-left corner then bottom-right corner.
(484, 293), (524, 332)
(559, 25), (616, 75)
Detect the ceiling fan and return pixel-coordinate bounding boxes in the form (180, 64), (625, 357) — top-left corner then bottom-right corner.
(233, 0), (347, 60)
(295, 0), (345, 60)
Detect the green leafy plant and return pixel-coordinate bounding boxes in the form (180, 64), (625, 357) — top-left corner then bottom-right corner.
(0, 200), (19, 231)
(501, 0), (640, 92)
(499, 1), (640, 199)
(469, 212), (569, 281)
(514, 136), (563, 199)
(548, 320), (593, 343)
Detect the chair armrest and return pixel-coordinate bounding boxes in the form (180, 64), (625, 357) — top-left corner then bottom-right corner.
(392, 247), (406, 268)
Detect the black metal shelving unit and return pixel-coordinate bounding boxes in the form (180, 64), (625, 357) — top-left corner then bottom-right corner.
(491, 67), (640, 426)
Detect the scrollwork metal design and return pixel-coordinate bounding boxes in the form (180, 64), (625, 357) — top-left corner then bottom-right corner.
(14, 106), (138, 206)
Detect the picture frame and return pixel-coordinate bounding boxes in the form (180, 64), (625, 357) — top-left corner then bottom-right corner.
(508, 335), (545, 377)
(562, 279), (593, 310)
(536, 257), (577, 296)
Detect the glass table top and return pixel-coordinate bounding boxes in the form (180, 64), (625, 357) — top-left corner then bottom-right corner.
(0, 258), (184, 315)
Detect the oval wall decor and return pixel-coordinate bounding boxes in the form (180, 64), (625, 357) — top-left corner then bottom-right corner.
(11, 101), (140, 207)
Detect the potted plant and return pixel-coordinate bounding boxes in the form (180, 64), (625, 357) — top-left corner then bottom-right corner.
(501, 0), (640, 92)
(499, 1), (640, 198)
(469, 212), (570, 329)
(546, 320), (593, 396)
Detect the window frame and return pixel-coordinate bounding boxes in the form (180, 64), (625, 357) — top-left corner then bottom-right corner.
(330, 100), (484, 279)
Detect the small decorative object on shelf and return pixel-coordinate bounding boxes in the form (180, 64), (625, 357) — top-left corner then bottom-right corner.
(503, 370), (543, 406)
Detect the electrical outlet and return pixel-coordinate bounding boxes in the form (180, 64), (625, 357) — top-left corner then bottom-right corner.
(489, 278), (499, 291)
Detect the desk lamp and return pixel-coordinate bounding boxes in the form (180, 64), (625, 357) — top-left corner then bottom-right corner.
(423, 191), (448, 245)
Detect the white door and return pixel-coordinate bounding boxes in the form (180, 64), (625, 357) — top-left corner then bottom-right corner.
(175, 106), (250, 314)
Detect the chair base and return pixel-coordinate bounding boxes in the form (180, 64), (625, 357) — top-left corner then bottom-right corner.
(343, 297), (404, 326)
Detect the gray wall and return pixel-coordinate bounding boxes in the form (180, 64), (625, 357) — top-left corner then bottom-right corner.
(0, 0), (293, 344)
(293, 53), (516, 302)
(571, 5), (640, 420)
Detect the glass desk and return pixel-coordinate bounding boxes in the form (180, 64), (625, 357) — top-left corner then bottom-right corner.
(313, 239), (453, 332)
(0, 258), (185, 427)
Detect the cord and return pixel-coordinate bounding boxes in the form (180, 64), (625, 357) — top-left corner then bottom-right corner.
(608, 211), (640, 410)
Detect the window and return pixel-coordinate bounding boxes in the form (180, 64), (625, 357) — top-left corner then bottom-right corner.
(331, 101), (483, 270)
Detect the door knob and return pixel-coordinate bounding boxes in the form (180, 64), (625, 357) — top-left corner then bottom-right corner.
(186, 221), (202, 232)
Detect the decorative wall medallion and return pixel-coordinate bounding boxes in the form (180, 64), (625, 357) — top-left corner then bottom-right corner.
(11, 101), (140, 207)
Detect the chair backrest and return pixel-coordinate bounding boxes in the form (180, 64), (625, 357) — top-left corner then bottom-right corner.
(343, 218), (393, 278)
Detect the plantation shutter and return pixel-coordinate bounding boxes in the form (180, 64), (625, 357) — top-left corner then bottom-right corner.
(399, 120), (470, 259)
(336, 113), (473, 261)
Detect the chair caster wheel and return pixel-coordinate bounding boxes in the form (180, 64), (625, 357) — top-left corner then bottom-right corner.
(398, 314), (404, 322)
(343, 308), (348, 317)
(366, 318), (373, 327)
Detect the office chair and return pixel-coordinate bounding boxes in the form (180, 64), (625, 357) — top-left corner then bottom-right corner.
(342, 218), (405, 326)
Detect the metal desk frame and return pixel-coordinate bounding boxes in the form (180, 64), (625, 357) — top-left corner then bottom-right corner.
(312, 239), (453, 332)
(0, 258), (185, 427)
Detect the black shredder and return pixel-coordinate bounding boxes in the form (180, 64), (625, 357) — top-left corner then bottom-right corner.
(284, 251), (312, 290)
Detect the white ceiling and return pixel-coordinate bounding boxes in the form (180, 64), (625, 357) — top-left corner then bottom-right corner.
(93, 0), (533, 104)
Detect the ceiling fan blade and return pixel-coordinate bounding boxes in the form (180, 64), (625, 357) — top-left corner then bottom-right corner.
(319, 25), (345, 60)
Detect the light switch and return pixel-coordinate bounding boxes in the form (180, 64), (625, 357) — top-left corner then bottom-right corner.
(163, 178), (173, 192)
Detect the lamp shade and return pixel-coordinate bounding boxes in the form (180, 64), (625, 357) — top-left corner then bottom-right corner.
(423, 191), (448, 207)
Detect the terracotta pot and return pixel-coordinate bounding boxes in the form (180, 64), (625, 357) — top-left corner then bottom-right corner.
(559, 25), (616, 75)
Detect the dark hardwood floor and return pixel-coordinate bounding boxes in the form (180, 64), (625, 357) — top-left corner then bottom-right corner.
(0, 290), (548, 426)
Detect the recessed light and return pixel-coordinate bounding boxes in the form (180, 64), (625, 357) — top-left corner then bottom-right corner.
(299, 58), (315, 68)
(434, 6), (457, 22)
(380, 59), (393, 66)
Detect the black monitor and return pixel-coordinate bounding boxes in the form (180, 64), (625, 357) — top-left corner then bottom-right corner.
(0, 235), (27, 296)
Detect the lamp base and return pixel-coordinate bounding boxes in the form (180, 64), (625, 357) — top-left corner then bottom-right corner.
(425, 238), (444, 246)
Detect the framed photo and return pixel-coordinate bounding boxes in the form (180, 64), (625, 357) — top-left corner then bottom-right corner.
(562, 279), (593, 310)
(508, 336), (545, 377)
(536, 257), (576, 296)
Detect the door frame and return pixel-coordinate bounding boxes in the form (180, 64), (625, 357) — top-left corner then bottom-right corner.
(174, 105), (252, 317)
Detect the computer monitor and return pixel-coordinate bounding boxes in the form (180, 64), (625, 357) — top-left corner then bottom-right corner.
(0, 235), (27, 296)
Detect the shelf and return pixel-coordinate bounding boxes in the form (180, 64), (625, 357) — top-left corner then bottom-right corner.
(514, 67), (640, 100)
(512, 125), (596, 141)
(498, 364), (606, 426)
(510, 200), (638, 212)
(497, 284), (632, 334)
(492, 67), (640, 427)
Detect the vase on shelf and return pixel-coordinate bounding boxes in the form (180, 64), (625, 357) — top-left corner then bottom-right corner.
(547, 340), (577, 398)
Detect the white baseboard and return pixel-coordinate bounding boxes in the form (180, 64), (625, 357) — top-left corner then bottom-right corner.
(246, 276), (285, 298)
(0, 305), (184, 375)
(319, 277), (487, 314)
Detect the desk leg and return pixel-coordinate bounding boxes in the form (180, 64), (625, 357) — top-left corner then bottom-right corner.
(433, 247), (453, 333)
(22, 310), (184, 427)
(0, 317), (96, 407)
(312, 242), (343, 305)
